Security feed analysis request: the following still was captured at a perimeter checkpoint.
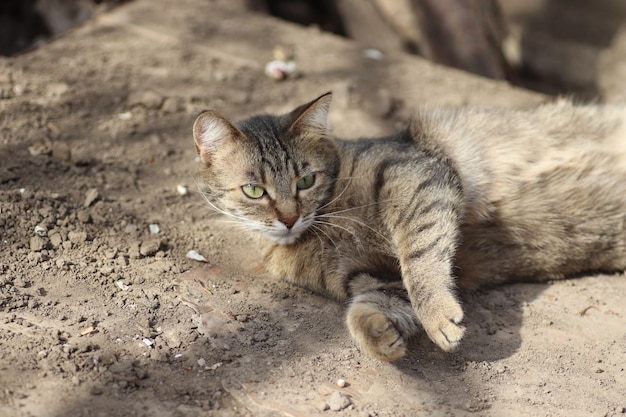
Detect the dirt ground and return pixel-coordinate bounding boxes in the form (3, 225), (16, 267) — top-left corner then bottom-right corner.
(1, 1), (625, 416)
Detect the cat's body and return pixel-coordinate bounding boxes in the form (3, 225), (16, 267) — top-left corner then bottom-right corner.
(193, 93), (626, 361)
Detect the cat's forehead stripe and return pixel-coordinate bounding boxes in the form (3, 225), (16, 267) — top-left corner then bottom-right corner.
(250, 118), (291, 165)
(240, 115), (310, 181)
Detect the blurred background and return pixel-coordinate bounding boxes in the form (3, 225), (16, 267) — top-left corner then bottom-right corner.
(2, 0), (626, 100)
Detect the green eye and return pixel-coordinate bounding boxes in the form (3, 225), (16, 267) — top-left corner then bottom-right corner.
(296, 174), (316, 190)
(242, 184), (265, 199)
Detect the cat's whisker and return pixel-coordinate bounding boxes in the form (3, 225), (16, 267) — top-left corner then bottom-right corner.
(313, 219), (360, 241)
(199, 195), (239, 220)
(318, 176), (355, 211)
(202, 211), (225, 220)
(195, 188), (251, 224)
(187, 198), (225, 217)
(319, 198), (400, 216)
(311, 224), (340, 251)
(309, 226), (330, 253)
(218, 219), (251, 228)
(223, 218), (269, 232)
(318, 213), (392, 245)
(315, 197), (403, 246)
(320, 174), (386, 211)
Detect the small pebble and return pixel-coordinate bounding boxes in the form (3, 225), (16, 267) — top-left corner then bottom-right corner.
(161, 97), (180, 113)
(51, 141), (71, 162)
(336, 378), (346, 388)
(140, 239), (161, 256)
(30, 235), (47, 251)
(128, 90), (164, 109)
(28, 143), (51, 156)
(84, 188), (99, 207)
(328, 391), (351, 411)
(115, 279), (130, 291)
(148, 224), (160, 234)
(264, 60), (296, 81)
(80, 326), (97, 336)
(186, 249), (209, 263)
(363, 48), (384, 60)
(68, 230), (87, 244)
(176, 184), (188, 196)
(124, 224), (138, 234)
(49, 233), (62, 248)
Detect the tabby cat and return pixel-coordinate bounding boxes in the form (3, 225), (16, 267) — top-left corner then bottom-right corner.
(192, 92), (626, 361)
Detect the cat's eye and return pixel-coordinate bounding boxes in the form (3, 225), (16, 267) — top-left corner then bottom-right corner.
(296, 174), (316, 190)
(242, 184), (265, 199)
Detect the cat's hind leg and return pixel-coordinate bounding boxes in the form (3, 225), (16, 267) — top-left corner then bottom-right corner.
(345, 281), (419, 361)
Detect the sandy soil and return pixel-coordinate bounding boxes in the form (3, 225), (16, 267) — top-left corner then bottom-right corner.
(1, 1), (625, 416)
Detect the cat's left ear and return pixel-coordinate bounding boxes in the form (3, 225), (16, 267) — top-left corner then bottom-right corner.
(287, 92), (332, 134)
(193, 110), (241, 165)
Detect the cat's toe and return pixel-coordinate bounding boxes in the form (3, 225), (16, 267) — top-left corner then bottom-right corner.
(346, 304), (407, 361)
(431, 318), (465, 352)
(364, 313), (407, 361)
(420, 296), (465, 352)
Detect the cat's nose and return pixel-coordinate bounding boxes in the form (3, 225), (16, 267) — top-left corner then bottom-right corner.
(280, 216), (299, 229)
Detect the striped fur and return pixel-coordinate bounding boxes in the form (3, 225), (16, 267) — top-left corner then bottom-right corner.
(193, 93), (626, 361)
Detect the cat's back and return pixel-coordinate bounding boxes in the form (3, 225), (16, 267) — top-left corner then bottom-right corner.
(409, 99), (626, 221)
(418, 99), (626, 169)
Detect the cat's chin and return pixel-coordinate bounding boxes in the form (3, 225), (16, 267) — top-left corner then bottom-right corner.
(264, 231), (302, 246)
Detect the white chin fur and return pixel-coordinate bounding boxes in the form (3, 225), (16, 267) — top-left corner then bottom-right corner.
(267, 233), (300, 245)
(263, 217), (309, 245)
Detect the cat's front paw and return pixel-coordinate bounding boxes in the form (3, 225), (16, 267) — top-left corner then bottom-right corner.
(346, 303), (406, 361)
(418, 294), (465, 352)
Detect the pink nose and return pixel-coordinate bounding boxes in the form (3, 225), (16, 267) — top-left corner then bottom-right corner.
(280, 216), (299, 229)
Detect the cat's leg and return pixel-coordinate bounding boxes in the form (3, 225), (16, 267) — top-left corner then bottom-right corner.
(382, 165), (466, 352)
(399, 257), (465, 352)
(345, 269), (463, 359)
(345, 277), (419, 361)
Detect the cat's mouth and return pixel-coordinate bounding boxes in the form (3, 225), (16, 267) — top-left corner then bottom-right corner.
(264, 217), (311, 245)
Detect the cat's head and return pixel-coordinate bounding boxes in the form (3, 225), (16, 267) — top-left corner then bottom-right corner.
(193, 92), (340, 245)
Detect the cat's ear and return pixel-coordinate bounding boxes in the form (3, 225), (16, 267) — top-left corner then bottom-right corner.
(193, 110), (240, 164)
(287, 92), (332, 134)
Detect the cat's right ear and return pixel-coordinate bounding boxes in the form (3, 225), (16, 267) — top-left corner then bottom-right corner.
(193, 110), (240, 165)
(287, 91), (332, 134)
